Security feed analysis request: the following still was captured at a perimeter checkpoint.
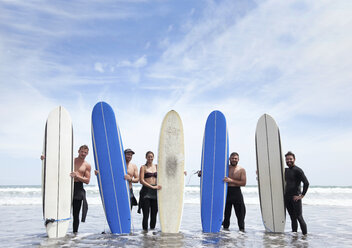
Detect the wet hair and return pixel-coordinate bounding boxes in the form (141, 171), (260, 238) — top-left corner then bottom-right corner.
(285, 151), (295, 159)
(230, 152), (239, 158)
(79, 145), (89, 151)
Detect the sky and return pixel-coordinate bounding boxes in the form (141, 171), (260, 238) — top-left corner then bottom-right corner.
(0, 0), (351, 186)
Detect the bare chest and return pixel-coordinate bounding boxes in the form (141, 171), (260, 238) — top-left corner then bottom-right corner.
(229, 166), (242, 180)
(126, 164), (135, 176)
(74, 162), (87, 176)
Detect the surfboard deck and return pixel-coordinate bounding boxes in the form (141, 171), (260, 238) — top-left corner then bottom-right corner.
(157, 110), (185, 233)
(200, 110), (229, 233)
(42, 106), (73, 238)
(255, 113), (286, 233)
(91, 101), (131, 234)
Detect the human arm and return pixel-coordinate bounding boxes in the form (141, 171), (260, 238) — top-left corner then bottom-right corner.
(124, 164), (139, 183)
(293, 169), (309, 201)
(300, 170), (309, 196)
(132, 165), (139, 183)
(70, 164), (91, 184)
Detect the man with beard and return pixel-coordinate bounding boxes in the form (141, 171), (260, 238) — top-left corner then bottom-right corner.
(284, 151), (309, 235)
(222, 152), (247, 232)
(123, 148), (139, 209)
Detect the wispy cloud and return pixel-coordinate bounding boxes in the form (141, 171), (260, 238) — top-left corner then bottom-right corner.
(0, 0), (351, 185)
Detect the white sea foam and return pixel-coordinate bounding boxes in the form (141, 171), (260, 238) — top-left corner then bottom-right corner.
(0, 185), (351, 206)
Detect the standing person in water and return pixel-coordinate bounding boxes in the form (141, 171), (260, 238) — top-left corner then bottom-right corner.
(70, 145), (91, 234)
(123, 148), (139, 209)
(41, 144), (91, 233)
(284, 151), (309, 235)
(138, 151), (162, 231)
(222, 152), (247, 232)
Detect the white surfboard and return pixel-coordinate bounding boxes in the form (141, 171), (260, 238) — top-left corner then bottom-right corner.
(42, 106), (73, 238)
(157, 110), (185, 233)
(255, 114), (285, 233)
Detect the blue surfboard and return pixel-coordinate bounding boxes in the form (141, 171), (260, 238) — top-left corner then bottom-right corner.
(200, 110), (229, 233)
(91, 102), (131, 234)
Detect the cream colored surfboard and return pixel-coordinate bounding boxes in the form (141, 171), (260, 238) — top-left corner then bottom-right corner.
(157, 110), (185, 233)
(42, 106), (73, 238)
(255, 114), (286, 233)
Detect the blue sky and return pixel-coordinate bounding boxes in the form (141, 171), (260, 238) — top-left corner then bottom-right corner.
(0, 0), (351, 186)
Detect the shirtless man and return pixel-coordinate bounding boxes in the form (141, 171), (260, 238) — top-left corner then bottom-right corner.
(223, 152), (247, 231)
(70, 145), (91, 233)
(123, 148), (139, 209)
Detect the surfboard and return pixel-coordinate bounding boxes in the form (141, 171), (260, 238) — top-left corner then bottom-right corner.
(91, 101), (131, 234)
(200, 110), (229, 233)
(255, 114), (286, 233)
(157, 110), (185, 233)
(42, 106), (73, 238)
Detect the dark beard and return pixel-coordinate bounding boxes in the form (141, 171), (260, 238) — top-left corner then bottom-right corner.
(286, 162), (294, 167)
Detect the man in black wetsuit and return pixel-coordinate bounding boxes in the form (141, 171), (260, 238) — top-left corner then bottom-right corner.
(284, 151), (309, 235)
(70, 145), (91, 233)
(223, 152), (247, 232)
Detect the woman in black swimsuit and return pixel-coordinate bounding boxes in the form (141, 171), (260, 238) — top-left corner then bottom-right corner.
(138, 151), (162, 231)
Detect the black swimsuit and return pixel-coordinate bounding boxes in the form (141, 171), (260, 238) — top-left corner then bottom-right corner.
(144, 172), (157, 178)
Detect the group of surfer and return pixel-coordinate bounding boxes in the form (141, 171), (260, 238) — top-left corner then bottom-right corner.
(42, 146), (309, 235)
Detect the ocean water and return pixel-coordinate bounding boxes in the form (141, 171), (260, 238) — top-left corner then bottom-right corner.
(0, 185), (352, 247)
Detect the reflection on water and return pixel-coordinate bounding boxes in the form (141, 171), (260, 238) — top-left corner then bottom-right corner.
(1, 204), (352, 247)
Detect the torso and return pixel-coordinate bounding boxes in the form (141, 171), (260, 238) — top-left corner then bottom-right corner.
(74, 158), (90, 183)
(285, 165), (303, 196)
(127, 162), (137, 189)
(143, 164), (157, 186)
(228, 165), (244, 187)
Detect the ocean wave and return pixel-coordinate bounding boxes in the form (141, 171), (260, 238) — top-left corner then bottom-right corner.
(1, 185), (351, 206)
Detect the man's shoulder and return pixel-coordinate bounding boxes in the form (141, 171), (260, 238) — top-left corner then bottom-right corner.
(293, 165), (303, 172)
(130, 163), (138, 169)
(237, 165), (246, 172)
(84, 161), (91, 169)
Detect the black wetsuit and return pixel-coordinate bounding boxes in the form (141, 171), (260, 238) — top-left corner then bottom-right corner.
(285, 165), (309, 235)
(72, 182), (88, 233)
(223, 186), (246, 231)
(130, 188), (138, 209)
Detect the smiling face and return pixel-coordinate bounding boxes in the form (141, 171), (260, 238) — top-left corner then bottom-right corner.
(78, 148), (88, 160)
(285, 155), (295, 167)
(230, 154), (239, 166)
(125, 152), (133, 163)
(146, 152), (154, 164)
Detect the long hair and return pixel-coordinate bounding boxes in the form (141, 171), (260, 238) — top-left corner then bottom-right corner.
(145, 151), (154, 166)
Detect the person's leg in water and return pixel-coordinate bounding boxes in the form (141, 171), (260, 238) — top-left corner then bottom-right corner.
(149, 199), (158, 229)
(234, 201), (246, 231)
(293, 200), (307, 235)
(142, 198), (151, 230)
(223, 199), (233, 229)
(72, 199), (82, 233)
(286, 198), (298, 232)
